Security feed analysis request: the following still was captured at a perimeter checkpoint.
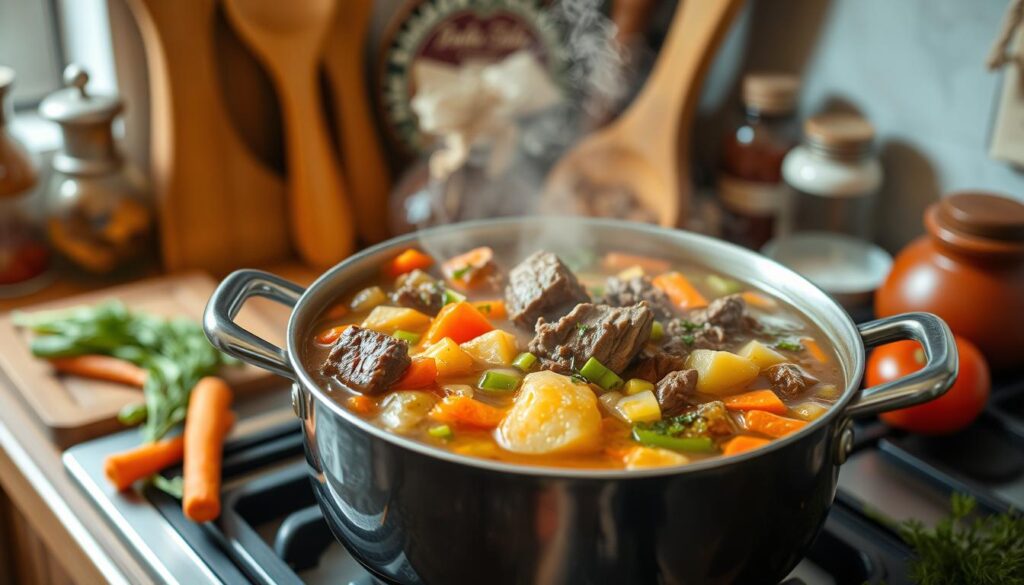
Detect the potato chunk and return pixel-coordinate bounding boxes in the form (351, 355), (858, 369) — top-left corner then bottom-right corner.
(360, 306), (431, 334)
(684, 349), (760, 396)
(738, 340), (786, 370)
(461, 330), (519, 365)
(423, 337), (476, 377)
(624, 446), (689, 470)
(377, 391), (437, 433)
(498, 371), (602, 455)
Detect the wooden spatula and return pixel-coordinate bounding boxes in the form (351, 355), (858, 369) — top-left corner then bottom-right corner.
(544, 0), (745, 227)
(223, 0), (355, 268)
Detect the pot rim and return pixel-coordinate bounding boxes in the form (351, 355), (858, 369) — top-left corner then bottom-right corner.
(287, 217), (864, 479)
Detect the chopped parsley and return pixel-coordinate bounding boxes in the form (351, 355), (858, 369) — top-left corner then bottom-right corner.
(775, 340), (803, 352)
(680, 334), (695, 346)
(476, 303), (491, 314)
(577, 323), (591, 337)
(451, 266), (471, 280)
(633, 411), (709, 439)
(677, 319), (701, 332)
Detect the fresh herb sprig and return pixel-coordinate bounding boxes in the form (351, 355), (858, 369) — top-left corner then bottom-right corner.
(900, 494), (1024, 585)
(13, 302), (237, 442)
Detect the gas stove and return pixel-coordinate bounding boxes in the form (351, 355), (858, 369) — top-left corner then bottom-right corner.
(64, 372), (1024, 585)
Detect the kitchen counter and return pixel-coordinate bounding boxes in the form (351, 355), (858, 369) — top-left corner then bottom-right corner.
(0, 263), (320, 585)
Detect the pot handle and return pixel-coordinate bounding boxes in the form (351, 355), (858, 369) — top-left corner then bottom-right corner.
(845, 312), (958, 418)
(204, 269), (305, 380)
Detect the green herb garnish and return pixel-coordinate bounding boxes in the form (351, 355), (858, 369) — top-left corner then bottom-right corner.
(451, 266), (471, 280)
(775, 340), (803, 352)
(899, 494), (1024, 585)
(13, 302), (236, 441)
(151, 475), (184, 498)
(681, 334), (695, 346)
(577, 323), (591, 337)
(634, 411), (709, 439)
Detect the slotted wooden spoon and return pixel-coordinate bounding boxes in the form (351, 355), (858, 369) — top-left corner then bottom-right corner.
(545, 0), (744, 227)
(223, 0), (355, 267)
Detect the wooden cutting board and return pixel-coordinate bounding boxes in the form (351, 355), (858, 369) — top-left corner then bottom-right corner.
(0, 273), (287, 448)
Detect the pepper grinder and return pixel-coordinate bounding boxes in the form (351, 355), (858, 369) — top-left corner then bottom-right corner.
(39, 65), (154, 276)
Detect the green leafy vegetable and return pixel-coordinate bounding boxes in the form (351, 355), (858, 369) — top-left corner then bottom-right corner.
(900, 494), (1024, 585)
(151, 474), (184, 498)
(680, 334), (695, 346)
(443, 288), (466, 305)
(579, 356), (623, 391)
(13, 302), (236, 442)
(632, 428), (716, 453)
(393, 329), (422, 344)
(512, 352), (537, 372)
(775, 340), (803, 352)
(478, 369), (522, 392)
(634, 411), (712, 440)
(451, 266), (471, 281)
(706, 275), (742, 296)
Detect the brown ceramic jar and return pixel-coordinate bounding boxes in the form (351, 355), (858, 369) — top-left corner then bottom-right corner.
(876, 192), (1024, 371)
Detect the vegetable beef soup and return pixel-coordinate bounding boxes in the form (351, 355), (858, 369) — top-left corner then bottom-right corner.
(302, 246), (843, 470)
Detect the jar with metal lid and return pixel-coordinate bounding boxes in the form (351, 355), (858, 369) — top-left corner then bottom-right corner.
(782, 113), (881, 239)
(0, 66), (51, 296)
(39, 65), (153, 275)
(717, 73), (801, 249)
(876, 191), (1024, 371)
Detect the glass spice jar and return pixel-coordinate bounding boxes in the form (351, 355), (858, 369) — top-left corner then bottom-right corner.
(38, 65), (154, 277)
(716, 73), (800, 250)
(0, 66), (51, 296)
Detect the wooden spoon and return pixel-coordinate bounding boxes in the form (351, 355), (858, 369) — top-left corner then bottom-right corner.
(223, 0), (355, 268)
(544, 0), (744, 227)
(324, 0), (392, 244)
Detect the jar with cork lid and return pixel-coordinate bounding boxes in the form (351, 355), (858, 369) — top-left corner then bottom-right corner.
(782, 112), (881, 239)
(717, 73), (801, 250)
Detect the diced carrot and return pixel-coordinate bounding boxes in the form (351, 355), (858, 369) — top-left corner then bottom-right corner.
(723, 389), (788, 415)
(394, 358), (437, 389)
(470, 299), (507, 320)
(442, 247), (494, 289)
(652, 271), (708, 309)
(183, 377), (233, 522)
(347, 395), (375, 415)
(602, 252), (670, 275)
(741, 291), (778, 311)
(324, 303), (349, 320)
(49, 354), (148, 387)
(430, 395), (506, 429)
(315, 324), (352, 345)
(802, 338), (829, 364)
(386, 249), (434, 278)
(723, 435), (771, 456)
(424, 301), (494, 344)
(744, 410), (808, 438)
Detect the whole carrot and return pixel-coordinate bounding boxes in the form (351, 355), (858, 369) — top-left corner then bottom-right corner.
(50, 355), (148, 387)
(103, 411), (235, 492)
(183, 377), (233, 522)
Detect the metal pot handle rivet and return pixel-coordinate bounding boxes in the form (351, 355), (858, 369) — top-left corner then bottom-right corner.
(203, 269), (305, 380)
(845, 312), (958, 418)
(833, 418), (854, 465)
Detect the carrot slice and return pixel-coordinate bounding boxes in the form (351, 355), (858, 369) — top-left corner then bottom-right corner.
(430, 395), (505, 429)
(802, 338), (829, 364)
(723, 435), (771, 456)
(183, 377), (233, 522)
(386, 249), (434, 278)
(324, 303), (349, 320)
(744, 410), (808, 438)
(723, 389), (788, 415)
(347, 395), (375, 415)
(741, 291), (778, 311)
(442, 247), (494, 289)
(394, 358), (437, 389)
(104, 412), (235, 491)
(315, 324), (352, 345)
(470, 299), (507, 320)
(424, 301), (494, 344)
(603, 252), (670, 275)
(652, 271), (708, 309)
(49, 355), (147, 387)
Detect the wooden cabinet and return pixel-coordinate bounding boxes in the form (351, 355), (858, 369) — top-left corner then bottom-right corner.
(0, 484), (76, 585)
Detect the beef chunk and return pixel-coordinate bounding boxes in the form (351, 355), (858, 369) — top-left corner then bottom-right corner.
(655, 369), (698, 417)
(666, 294), (753, 352)
(601, 275), (675, 320)
(627, 348), (687, 383)
(529, 302), (654, 375)
(766, 363), (817, 398)
(505, 251), (590, 328)
(320, 326), (410, 394)
(391, 279), (444, 315)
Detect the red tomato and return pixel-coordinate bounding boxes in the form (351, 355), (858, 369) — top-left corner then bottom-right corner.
(866, 336), (990, 434)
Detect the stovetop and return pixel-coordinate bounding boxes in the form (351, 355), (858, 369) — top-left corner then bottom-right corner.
(64, 373), (1024, 585)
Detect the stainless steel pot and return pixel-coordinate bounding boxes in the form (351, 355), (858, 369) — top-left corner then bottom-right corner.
(205, 218), (957, 585)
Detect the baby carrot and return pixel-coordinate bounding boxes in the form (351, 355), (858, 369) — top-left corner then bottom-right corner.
(723, 435), (771, 456)
(744, 410), (808, 439)
(50, 355), (147, 387)
(104, 412), (235, 491)
(802, 338), (829, 364)
(723, 389), (788, 415)
(652, 272), (708, 309)
(183, 377), (233, 522)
